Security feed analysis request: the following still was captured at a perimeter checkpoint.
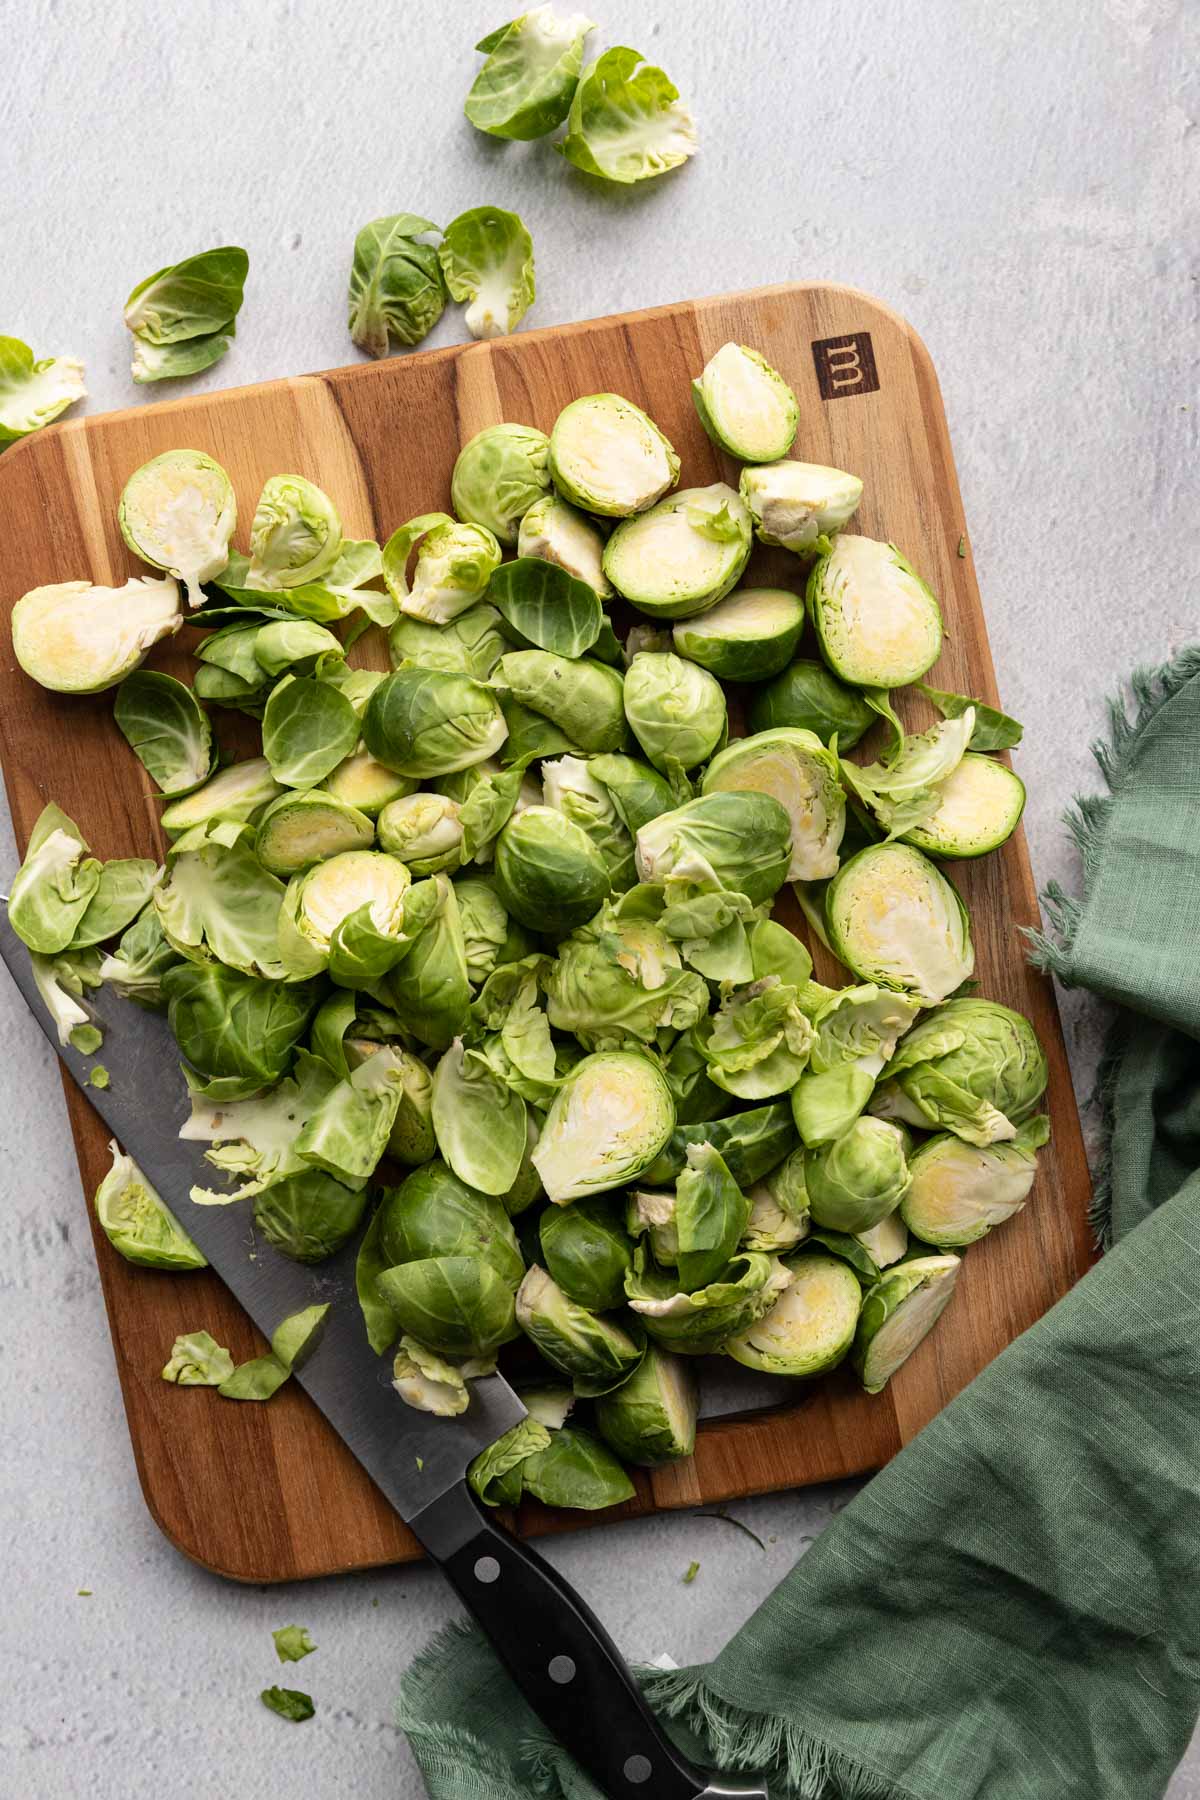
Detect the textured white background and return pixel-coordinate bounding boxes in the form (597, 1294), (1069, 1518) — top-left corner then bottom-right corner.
(1, 0), (1197, 1794)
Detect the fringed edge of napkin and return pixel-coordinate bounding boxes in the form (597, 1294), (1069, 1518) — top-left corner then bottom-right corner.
(397, 1620), (544, 1800)
(1022, 644), (1200, 1248)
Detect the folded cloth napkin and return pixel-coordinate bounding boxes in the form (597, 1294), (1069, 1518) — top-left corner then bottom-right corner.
(397, 649), (1200, 1800)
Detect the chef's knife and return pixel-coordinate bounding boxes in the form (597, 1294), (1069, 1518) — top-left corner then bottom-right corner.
(0, 906), (765, 1800)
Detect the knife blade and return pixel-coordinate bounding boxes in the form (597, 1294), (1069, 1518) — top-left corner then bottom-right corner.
(0, 902), (766, 1800)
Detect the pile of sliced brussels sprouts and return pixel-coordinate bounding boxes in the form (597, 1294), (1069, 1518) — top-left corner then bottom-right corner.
(6, 341), (1048, 1509)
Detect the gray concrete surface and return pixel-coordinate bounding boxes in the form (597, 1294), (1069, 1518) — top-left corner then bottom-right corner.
(1, 0), (1197, 1793)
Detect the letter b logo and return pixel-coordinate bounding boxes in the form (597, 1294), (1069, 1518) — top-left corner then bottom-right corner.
(812, 332), (879, 401)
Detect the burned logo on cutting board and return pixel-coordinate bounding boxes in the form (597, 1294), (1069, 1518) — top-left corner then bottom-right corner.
(812, 332), (879, 401)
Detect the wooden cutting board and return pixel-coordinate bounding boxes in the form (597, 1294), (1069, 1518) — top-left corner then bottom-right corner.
(0, 283), (1092, 1582)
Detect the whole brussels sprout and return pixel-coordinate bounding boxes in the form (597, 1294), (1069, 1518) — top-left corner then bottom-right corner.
(622, 651), (727, 774)
(594, 1343), (697, 1467)
(494, 649), (626, 754)
(874, 997), (1049, 1146)
(548, 393), (678, 517)
(539, 1193), (634, 1311)
(377, 792), (464, 875)
(376, 1256), (519, 1357)
(516, 1264), (645, 1395)
(494, 805), (611, 934)
(253, 1169), (368, 1263)
(364, 667), (509, 778)
(376, 1159), (524, 1289)
(451, 424), (552, 545)
(804, 1116), (910, 1235)
(747, 659), (875, 748)
(163, 963), (321, 1101)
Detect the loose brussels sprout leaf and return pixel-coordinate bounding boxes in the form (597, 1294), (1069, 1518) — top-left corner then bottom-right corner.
(532, 1049), (675, 1203)
(674, 1143), (750, 1292)
(693, 344), (799, 463)
(841, 712), (975, 842)
(155, 838), (287, 978)
(254, 790), (374, 879)
(162, 1329), (234, 1386)
(587, 754), (674, 837)
(348, 214), (445, 358)
(539, 1193), (633, 1311)
(604, 484), (751, 620)
(641, 1101), (797, 1190)
(350, 1042), (437, 1165)
(355, 1201), (401, 1354)
(382, 513), (502, 626)
(431, 1037), (528, 1197)
(663, 1030), (726, 1127)
(559, 46), (697, 184)
(376, 793), (461, 875)
(87, 1065), (111, 1088)
(544, 904), (706, 1049)
(697, 977), (816, 1102)
(194, 621), (267, 691)
(623, 651), (727, 776)
(11, 575), (181, 694)
(594, 1343), (697, 1467)
(635, 791), (792, 908)
(262, 675), (362, 789)
(518, 493), (611, 597)
(293, 1047), (408, 1185)
(521, 1425), (636, 1510)
(626, 1248), (782, 1355)
(469, 1416), (552, 1507)
(113, 671), (214, 797)
(164, 963), (320, 1099)
(124, 246), (247, 347)
(8, 804), (102, 954)
(383, 875), (472, 1050)
(739, 461), (863, 555)
(454, 877), (523, 987)
(364, 666), (508, 778)
(499, 697), (577, 764)
(494, 649), (626, 754)
(516, 1265), (644, 1394)
(130, 330), (235, 385)
(808, 535), (942, 689)
(704, 728), (845, 883)
(118, 450), (236, 608)
(488, 559), (602, 658)
(541, 757), (633, 888)
(791, 984), (920, 1147)
(439, 207), (536, 340)
(726, 1253), (861, 1377)
(748, 919), (813, 989)
(30, 951), (100, 1047)
(494, 805), (611, 936)
(273, 1627), (317, 1664)
(466, 7), (594, 139)
(805, 1116), (910, 1235)
(245, 475), (342, 591)
(456, 763), (532, 863)
(902, 754), (1027, 860)
(672, 588), (805, 684)
(377, 1160), (524, 1289)
(917, 683), (1024, 753)
(825, 842), (975, 1006)
(181, 1050), (338, 1203)
(549, 393), (678, 518)
(877, 997), (1048, 1146)
(654, 885), (759, 985)
(218, 1354), (291, 1401)
(376, 1255), (518, 1357)
(451, 424), (552, 546)
(322, 747), (415, 818)
(253, 619), (345, 678)
(254, 1168), (368, 1263)
(520, 1383), (576, 1430)
(98, 906), (181, 1009)
(0, 334), (85, 443)
(852, 1253), (961, 1392)
(900, 1120), (1048, 1248)
(159, 757), (282, 836)
(748, 659), (874, 749)
(94, 1140), (207, 1270)
(260, 1686), (315, 1724)
(802, 1227), (880, 1286)
(69, 857), (160, 949)
(392, 1334), (496, 1417)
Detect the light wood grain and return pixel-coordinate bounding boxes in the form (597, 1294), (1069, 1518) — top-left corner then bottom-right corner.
(0, 283), (1093, 1582)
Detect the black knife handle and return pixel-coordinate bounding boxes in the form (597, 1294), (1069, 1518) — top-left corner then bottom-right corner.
(409, 1480), (768, 1800)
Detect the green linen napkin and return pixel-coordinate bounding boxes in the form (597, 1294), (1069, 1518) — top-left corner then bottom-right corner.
(397, 649), (1200, 1799)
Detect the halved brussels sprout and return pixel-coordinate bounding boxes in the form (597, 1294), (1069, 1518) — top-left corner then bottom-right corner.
(622, 651), (727, 775)
(636, 791), (792, 906)
(392, 1336), (496, 1417)
(549, 393), (678, 517)
(377, 793), (463, 875)
(807, 535), (942, 688)
(532, 1049), (675, 1203)
(255, 790), (374, 877)
(279, 849), (411, 978)
(322, 747), (416, 817)
(725, 1253), (860, 1377)
(346, 1041), (436, 1165)
(874, 997), (1048, 1145)
(805, 1116), (910, 1235)
(739, 461), (863, 555)
(594, 1342), (697, 1466)
(118, 451), (236, 609)
(603, 484), (752, 619)
(465, 7), (596, 140)
(626, 1188), (679, 1265)
(376, 1160), (524, 1289)
(382, 874), (472, 1050)
(451, 424), (552, 545)
(902, 753), (1027, 859)
(382, 513), (502, 624)
(246, 475), (343, 590)
(539, 1193), (633, 1311)
(389, 603), (508, 680)
(742, 1156), (810, 1254)
(521, 1425), (635, 1509)
(900, 1117), (1049, 1247)
(824, 842), (974, 1005)
(855, 1210), (909, 1270)
(518, 492), (611, 596)
(469, 1415), (552, 1506)
(95, 1141), (207, 1270)
(672, 588), (804, 683)
(692, 343), (798, 463)
(439, 206), (536, 339)
(748, 659), (875, 748)
(159, 756), (282, 836)
(559, 46), (697, 184)
(852, 1254), (961, 1392)
(703, 728), (845, 883)
(626, 1249), (785, 1355)
(376, 1256), (518, 1357)
(494, 804), (611, 935)
(11, 576), (181, 694)
(364, 667), (509, 777)
(516, 1265), (644, 1394)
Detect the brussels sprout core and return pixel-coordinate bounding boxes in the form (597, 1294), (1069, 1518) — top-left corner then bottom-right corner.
(11, 576), (181, 694)
(825, 842), (974, 1005)
(532, 1049), (676, 1203)
(692, 343), (798, 463)
(549, 393), (678, 517)
(807, 535), (942, 688)
(740, 461), (863, 554)
(603, 484), (752, 620)
(119, 450), (237, 609)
